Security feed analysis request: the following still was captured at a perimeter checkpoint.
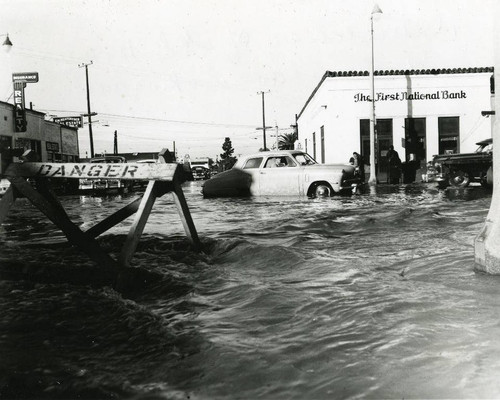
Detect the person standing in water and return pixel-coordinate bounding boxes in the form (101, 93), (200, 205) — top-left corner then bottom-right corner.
(351, 152), (365, 182)
(386, 145), (402, 184)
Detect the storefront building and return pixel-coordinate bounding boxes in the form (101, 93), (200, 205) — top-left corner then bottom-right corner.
(0, 100), (80, 173)
(297, 67), (494, 181)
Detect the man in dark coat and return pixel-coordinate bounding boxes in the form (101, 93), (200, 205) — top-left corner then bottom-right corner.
(386, 145), (401, 184)
(352, 152), (365, 182)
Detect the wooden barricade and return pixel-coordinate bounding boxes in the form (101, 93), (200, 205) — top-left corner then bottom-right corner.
(0, 158), (202, 275)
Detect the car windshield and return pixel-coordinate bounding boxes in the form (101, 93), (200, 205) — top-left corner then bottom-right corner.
(293, 153), (317, 165)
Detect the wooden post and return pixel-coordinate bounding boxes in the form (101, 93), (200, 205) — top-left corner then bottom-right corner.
(0, 187), (16, 224)
(86, 197), (142, 238)
(118, 181), (159, 266)
(171, 179), (202, 252)
(8, 176), (120, 273)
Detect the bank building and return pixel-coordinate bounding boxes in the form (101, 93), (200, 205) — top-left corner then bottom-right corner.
(296, 67), (494, 182)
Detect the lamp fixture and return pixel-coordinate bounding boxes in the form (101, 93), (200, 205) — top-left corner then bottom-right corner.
(2, 33), (12, 52)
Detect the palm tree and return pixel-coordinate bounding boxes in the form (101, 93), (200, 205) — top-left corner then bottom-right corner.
(278, 132), (298, 150)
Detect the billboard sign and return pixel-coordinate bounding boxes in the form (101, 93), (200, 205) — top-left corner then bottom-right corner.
(53, 116), (83, 128)
(12, 72), (39, 83)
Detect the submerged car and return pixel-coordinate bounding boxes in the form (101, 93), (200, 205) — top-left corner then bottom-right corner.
(432, 138), (493, 188)
(202, 150), (360, 198)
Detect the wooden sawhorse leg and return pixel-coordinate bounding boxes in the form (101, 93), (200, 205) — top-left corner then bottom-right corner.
(118, 180), (202, 266)
(7, 177), (120, 274)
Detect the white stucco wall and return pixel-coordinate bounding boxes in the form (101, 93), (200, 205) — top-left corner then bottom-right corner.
(298, 70), (493, 165)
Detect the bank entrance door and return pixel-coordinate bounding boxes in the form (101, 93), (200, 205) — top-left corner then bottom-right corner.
(376, 119), (393, 182)
(360, 119), (393, 183)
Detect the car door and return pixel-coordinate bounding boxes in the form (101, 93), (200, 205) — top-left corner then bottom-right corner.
(241, 156), (264, 194)
(258, 155), (300, 195)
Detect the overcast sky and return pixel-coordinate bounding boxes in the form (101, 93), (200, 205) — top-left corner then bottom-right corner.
(0, 0), (495, 160)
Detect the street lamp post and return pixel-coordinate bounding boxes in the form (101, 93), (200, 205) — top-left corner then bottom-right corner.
(368, 4), (382, 185)
(257, 90), (270, 151)
(1, 34), (13, 161)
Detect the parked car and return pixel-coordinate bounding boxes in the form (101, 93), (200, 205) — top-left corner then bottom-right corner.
(202, 150), (360, 198)
(432, 138), (493, 188)
(79, 156), (134, 194)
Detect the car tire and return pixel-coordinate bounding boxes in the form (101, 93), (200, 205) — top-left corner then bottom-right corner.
(481, 166), (493, 188)
(448, 171), (470, 187)
(313, 183), (332, 197)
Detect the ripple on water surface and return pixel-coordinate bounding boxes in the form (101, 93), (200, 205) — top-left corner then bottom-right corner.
(0, 183), (499, 399)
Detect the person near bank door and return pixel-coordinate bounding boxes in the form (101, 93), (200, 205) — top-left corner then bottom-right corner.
(351, 152), (365, 182)
(386, 145), (401, 184)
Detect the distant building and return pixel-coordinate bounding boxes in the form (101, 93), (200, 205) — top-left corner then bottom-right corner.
(297, 67), (494, 181)
(0, 100), (80, 173)
(81, 151), (165, 163)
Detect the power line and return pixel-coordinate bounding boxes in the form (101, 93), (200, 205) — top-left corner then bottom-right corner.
(38, 108), (257, 129)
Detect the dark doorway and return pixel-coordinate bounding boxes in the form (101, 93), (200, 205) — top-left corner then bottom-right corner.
(404, 118), (426, 168)
(438, 117), (460, 154)
(360, 118), (393, 182)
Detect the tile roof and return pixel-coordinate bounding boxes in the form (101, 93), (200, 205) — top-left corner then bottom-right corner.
(325, 67), (493, 77)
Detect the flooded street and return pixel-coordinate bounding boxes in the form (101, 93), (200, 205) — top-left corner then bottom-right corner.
(1, 181), (500, 399)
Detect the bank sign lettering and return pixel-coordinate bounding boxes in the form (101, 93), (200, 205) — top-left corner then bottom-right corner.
(354, 90), (467, 103)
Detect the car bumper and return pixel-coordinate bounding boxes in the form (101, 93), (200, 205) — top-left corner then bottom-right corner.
(338, 182), (361, 195)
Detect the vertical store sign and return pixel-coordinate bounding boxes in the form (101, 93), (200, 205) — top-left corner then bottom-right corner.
(13, 82), (26, 132)
(12, 72), (39, 133)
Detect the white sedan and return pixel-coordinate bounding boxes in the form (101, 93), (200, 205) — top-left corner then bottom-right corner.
(202, 150), (360, 198)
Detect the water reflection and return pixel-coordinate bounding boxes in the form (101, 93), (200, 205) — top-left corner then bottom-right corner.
(361, 181), (491, 200)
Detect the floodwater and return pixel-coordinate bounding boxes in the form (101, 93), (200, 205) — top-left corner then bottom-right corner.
(1, 181), (500, 399)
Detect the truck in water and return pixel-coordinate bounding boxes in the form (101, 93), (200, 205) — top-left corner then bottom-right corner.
(190, 158), (214, 180)
(432, 138), (493, 189)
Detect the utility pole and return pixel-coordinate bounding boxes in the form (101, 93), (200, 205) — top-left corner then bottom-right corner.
(257, 90), (270, 151)
(79, 61), (95, 158)
(294, 114), (299, 140)
(113, 130), (118, 154)
(275, 124), (279, 150)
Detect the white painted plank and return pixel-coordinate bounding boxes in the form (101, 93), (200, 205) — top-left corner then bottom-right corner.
(5, 162), (181, 181)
